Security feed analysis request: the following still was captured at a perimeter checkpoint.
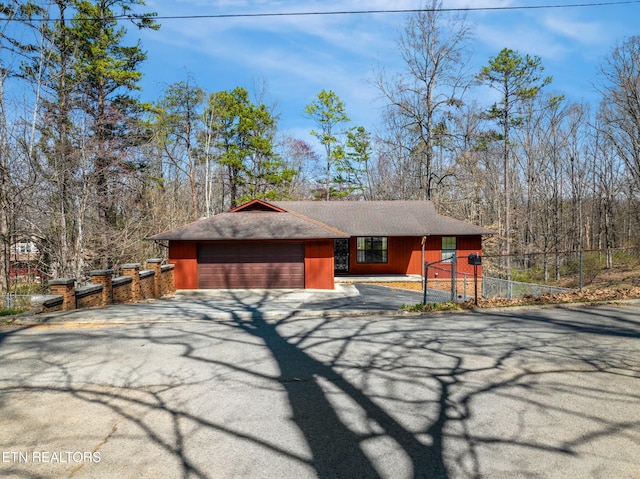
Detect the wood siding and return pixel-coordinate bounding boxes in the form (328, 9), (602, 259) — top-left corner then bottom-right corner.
(424, 236), (483, 278)
(350, 235), (483, 277)
(348, 237), (423, 275)
(169, 241), (198, 289)
(168, 235), (484, 290)
(456, 236), (483, 277)
(305, 240), (334, 289)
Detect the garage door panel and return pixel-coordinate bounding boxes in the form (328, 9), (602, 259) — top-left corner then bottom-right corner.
(198, 242), (304, 289)
(199, 265), (304, 288)
(199, 245), (300, 262)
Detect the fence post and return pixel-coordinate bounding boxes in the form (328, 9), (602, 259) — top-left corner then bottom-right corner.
(473, 265), (479, 306)
(579, 251), (583, 292)
(423, 262), (428, 304)
(451, 254), (457, 302)
(463, 273), (467, 302)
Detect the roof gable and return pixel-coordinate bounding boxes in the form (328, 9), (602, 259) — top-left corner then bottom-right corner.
(229, 199), (286, 213)
(148, 203), (348, 241)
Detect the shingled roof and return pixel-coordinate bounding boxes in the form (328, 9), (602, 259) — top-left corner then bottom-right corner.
(273, 200), (493, 236)
(149, 199), (493, 241)
(148, 209), (348, 241)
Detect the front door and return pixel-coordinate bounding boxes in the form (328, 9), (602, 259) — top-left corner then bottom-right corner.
(334, 239), (350, 274)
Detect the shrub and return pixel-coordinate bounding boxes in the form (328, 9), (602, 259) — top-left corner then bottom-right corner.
(0, 307), (29, 317)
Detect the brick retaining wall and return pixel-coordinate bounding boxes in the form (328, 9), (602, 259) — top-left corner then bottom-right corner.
(41, 261), (175, 314)
(139, 270), (155, 300)
(112, 276), (133, 303)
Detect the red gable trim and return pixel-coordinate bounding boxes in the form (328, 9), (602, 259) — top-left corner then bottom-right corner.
(229, 199), (287, 213)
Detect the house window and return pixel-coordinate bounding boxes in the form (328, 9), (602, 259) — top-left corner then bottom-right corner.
(442, 237), (456, 263)
(356, 237), (388, 263)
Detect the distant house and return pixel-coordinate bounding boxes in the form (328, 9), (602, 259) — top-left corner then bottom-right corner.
(149, 199), (493, 290)
(9, 241), (44, 284)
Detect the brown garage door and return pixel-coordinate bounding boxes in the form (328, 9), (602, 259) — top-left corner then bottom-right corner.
(198, 242), (305, 289)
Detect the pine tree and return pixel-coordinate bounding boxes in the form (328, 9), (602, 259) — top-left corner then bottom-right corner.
(304, 90), (350, 200)
(70, 0), (158, 268)
(207, 87), (294, 207)
(477, 48), (551, 279)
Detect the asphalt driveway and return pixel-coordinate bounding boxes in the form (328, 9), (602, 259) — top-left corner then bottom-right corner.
(25, 284), (427, 324)
(1, 302), (639, 478)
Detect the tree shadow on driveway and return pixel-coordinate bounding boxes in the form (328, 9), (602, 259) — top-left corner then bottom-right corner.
(227, 311), (446, 479)
(1, 298), (640, 478)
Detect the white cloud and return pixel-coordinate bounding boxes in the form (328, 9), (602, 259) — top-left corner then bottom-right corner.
(541, 15), (605, 45)
(475, 22), (569, 61)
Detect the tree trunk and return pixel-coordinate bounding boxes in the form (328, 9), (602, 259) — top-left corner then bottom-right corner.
(0, 76), (10, 294)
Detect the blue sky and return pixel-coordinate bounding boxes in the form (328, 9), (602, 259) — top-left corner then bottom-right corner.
(129, 0), (640, 142)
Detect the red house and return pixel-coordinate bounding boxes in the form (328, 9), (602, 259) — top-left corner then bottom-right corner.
(149, 199), (493, 290)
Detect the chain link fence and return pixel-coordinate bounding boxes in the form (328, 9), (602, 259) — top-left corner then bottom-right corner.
(0, 294), (35, 313)
(423, 260), (478, 303)
(420, 248), (639, 303)
(482, 277), (572, 299)
(482, 248), (640, 297)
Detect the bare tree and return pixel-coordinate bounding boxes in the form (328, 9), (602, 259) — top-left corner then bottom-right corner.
(599, 36), (640, 190)
(0, 1), (44, 293)
(374, 111), (421, 200)
(276, 137), (320, 200)
(443, 101), (500, 225)
(374, 0), (473, 200)
(154, 79), (205, 220)
(0, 43), (10, 293)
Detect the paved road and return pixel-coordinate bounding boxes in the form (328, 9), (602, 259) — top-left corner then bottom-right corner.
(1, 303), (640, 478)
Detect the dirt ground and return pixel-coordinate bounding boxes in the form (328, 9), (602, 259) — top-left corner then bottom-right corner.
(370, 281), (640, 308)
(370, 281), (423, 292)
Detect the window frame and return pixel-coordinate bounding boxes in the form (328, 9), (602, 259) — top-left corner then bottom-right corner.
(356, 237), (388, 264)
(441, 236), (457, 263)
